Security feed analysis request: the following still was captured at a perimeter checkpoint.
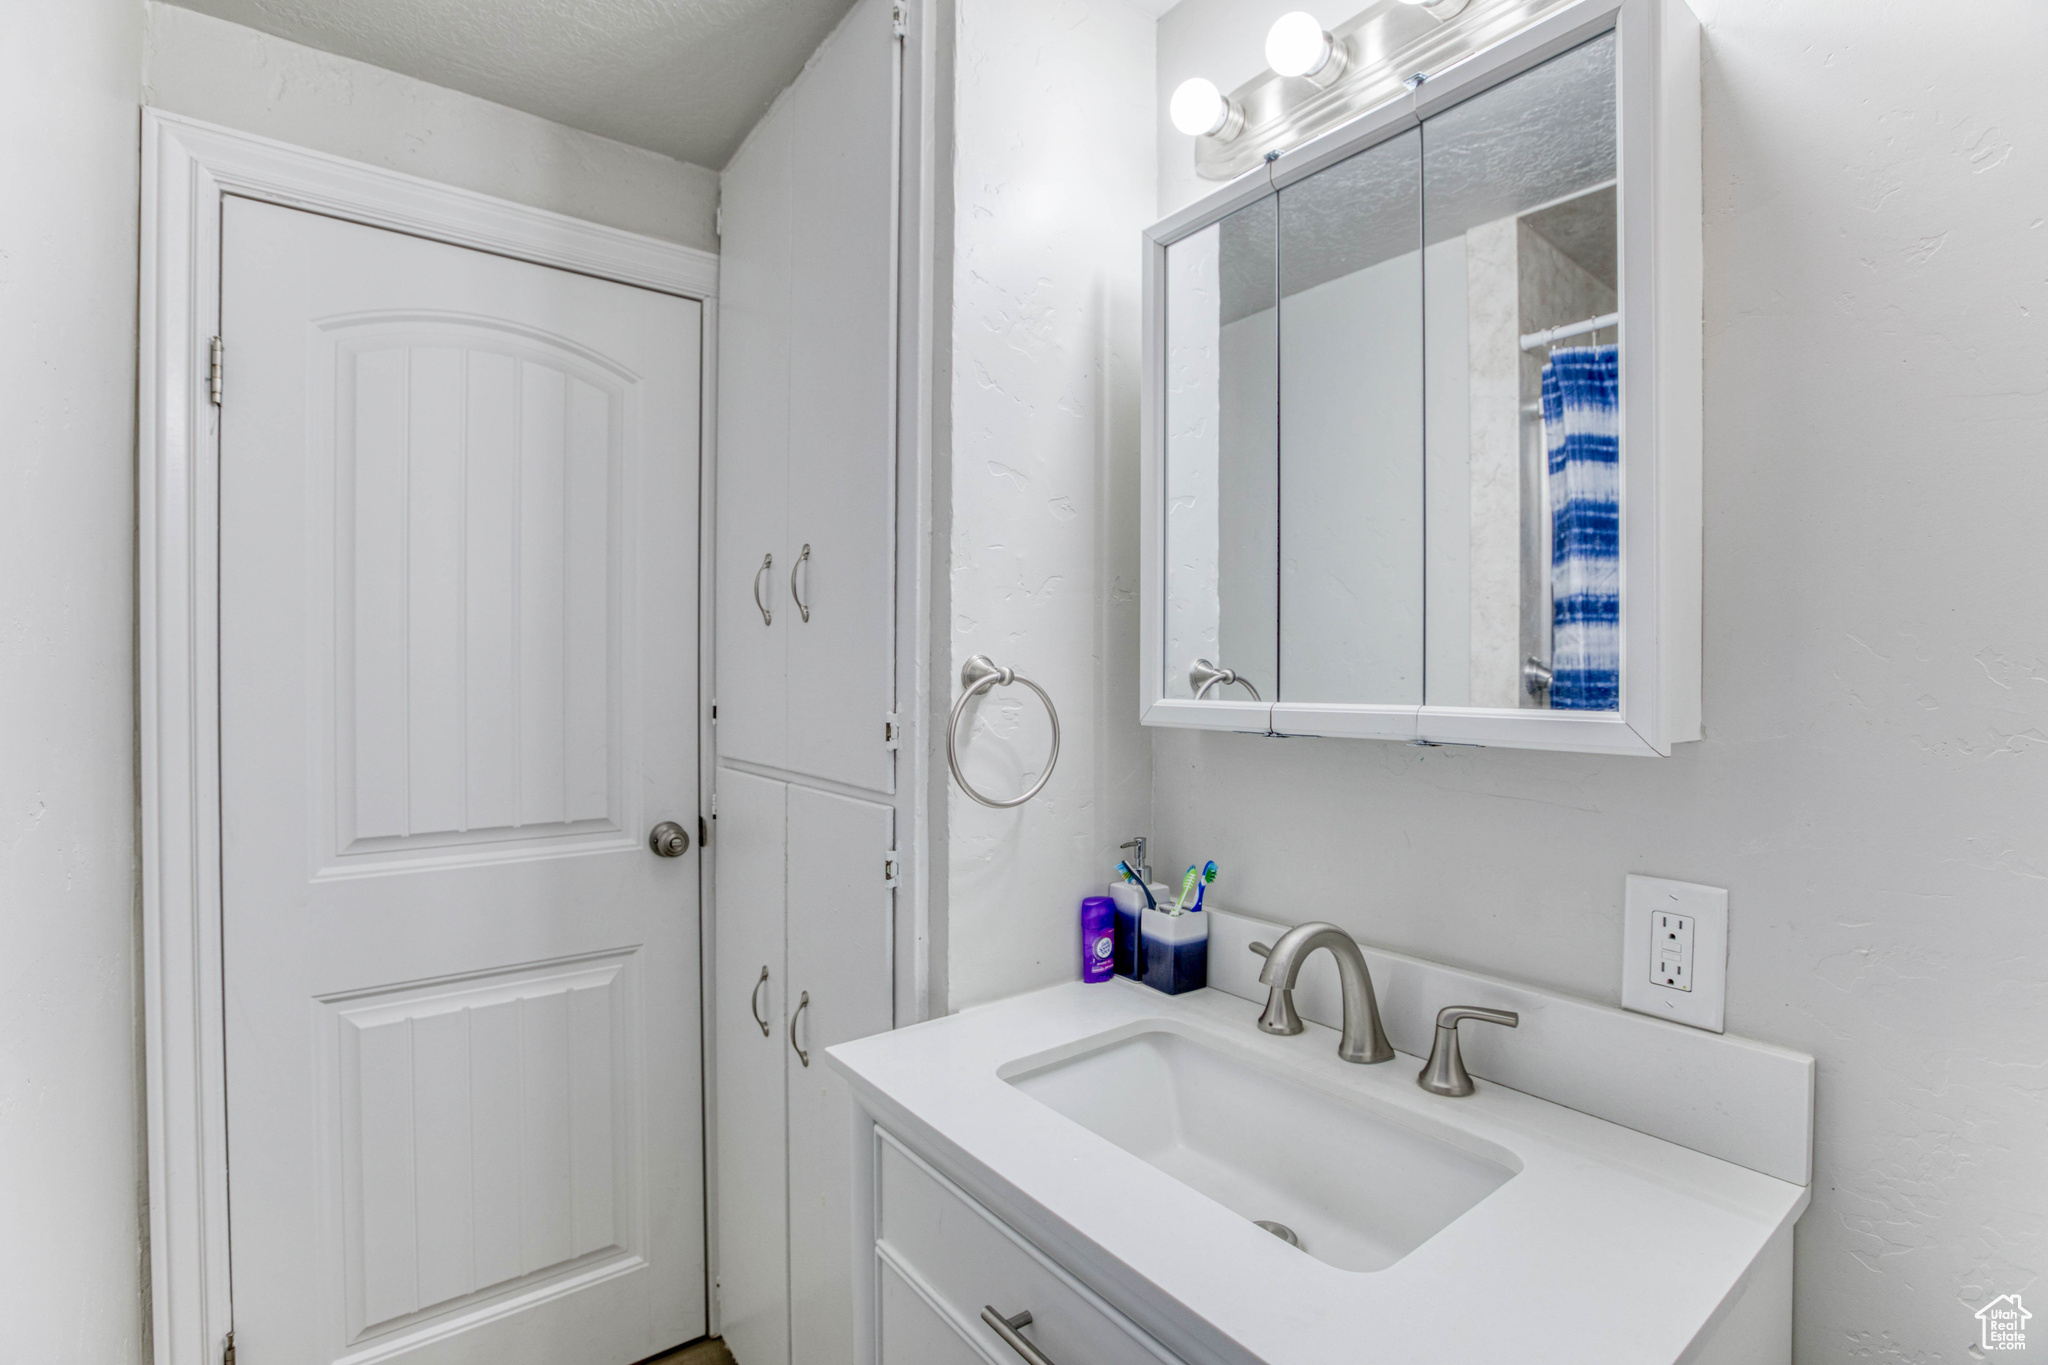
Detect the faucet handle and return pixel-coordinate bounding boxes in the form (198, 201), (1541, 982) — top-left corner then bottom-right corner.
(1248, 941), (1271, 958)
(1416, 1005), (1519, 1097)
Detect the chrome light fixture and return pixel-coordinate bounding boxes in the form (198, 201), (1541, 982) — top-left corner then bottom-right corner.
(1169, 77), (1244, 140)
(1399, 0), (1472, 15)
(1265, 11), (1348, 87)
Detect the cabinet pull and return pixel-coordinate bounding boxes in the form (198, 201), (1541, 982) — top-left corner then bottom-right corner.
(790, 990), (810, 1067)
(749, 966), (770, 1037)
(980, 1307), (1058, 1365)
(752, 553), (774, 625)
(789, 543), (811, 623)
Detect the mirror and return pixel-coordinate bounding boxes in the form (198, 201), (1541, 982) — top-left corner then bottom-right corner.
(1157, 33), (1619, 716)
(1278, 128), (1423, 705)
(1423, 32), (1618, 712)
(1163, 197), (1277, 703)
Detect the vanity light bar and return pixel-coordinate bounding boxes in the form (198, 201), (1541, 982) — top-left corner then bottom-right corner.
(1172, 0), (1589, 180)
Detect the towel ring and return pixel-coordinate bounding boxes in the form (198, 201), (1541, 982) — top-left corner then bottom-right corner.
(947, 655), (1060, 809)
(1190, 658), (1261, 701)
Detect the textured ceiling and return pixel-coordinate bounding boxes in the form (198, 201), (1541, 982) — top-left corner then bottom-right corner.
(162, 0), (861, 168)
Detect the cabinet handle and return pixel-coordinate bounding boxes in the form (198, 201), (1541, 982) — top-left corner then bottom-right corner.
(752, 553), (774, 625)
(790, 990), (810, 1067)
(789, 543), (811, 623)
(749, 966), (770, 1037)
(980, 1307), (1058, 1365)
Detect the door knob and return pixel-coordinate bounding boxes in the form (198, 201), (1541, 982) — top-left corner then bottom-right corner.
(648, 821), (691, 857)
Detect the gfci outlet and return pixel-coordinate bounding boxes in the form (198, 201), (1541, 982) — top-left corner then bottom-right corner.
(1622, 875), (1728, 1032)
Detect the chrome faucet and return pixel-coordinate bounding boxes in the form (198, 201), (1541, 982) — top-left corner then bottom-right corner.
(1250, 922), (1394, 1064)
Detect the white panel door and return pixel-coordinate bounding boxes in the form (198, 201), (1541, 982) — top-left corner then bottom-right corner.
(786, 787), (895, 1365)
(716, 98), (794, 772)
(711, 770), (791, 1365)
(219, 198), (704, 1365)
(785, 0), (900, 795)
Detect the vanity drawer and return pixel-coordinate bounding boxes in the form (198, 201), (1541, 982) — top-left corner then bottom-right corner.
(875, 1128), (1181, 1365)
(878, 1253), (991, 1365)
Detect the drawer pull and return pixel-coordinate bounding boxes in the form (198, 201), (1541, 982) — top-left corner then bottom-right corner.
(981, 1306), (1058, 1365)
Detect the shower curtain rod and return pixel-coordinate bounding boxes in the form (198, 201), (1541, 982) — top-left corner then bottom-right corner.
(1520, 311), (1619, 352)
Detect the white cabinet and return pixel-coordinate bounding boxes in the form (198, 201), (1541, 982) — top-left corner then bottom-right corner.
(714, 777), (894, 1365)
(1140, 0), (1701, 755)
(787, 787), (896, 1365)
(713, 1), (905, 1360)
(715, 103), (794, 773)
(716, 0), (898, 795)
(783, 9), (900, 796)
(711, 771), (790, 1365)
(872, 1129), (1184, 1365)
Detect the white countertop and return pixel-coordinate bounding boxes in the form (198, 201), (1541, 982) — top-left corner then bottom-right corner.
(827, 978), (1809, 1365)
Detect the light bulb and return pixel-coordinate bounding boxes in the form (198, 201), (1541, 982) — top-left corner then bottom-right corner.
(1170, 77), (1236, 138)
(1265, 12), (1333, 79)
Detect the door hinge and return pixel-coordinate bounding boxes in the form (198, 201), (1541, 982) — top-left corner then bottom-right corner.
(699, 815), (709, 848)
(222, 1330), (236, 1365)
(892, 2), (908, 37)
(209, 336), (224, 406)
(714, 202), (723, 239)
(883, 712), (900, 748)
(711, 700), (718, 725)
(709, 790), (719, 818)
(884, 848), (900, 886)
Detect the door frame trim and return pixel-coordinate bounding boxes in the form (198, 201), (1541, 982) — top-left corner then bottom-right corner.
(138, 108), (720, 1365)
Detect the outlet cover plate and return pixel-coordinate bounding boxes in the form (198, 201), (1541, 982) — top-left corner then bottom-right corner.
(1622, 875), (1728, 1032)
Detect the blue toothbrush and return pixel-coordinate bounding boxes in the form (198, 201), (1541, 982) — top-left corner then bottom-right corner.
(1116, 861), (1156, 910)
(1191, 860), (1218, 911)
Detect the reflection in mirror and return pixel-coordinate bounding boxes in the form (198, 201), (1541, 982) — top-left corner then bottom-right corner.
(1163, 198), (1278, 702)
(1278, 128), (1423, 705)
(1422, 32), (1619, 711)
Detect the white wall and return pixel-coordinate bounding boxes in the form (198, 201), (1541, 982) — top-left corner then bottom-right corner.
(1151, 0), (2048, 1356)
(943, 0), (1155, 1009)
(143, 2), (721, 252)
(0, 12), (725, 1362)
(0, 1), (148, 1361)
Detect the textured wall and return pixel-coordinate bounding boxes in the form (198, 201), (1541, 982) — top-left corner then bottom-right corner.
(144, 2), (721, 251)
(1151, 0), (2048, 1358)
(0, 0), (148, 1360)
(944, 0), (1156, 1009)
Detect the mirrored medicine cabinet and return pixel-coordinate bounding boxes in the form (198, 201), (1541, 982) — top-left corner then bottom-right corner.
(1140, 0), (1702, 755)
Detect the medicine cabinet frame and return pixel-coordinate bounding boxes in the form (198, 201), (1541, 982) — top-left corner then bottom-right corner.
(1138, 0), (1700, 756)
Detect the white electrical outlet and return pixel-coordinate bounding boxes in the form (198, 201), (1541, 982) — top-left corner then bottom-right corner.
(1622, 875), (1727, 1032)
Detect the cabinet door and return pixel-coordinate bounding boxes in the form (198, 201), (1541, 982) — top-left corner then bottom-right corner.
(877, 1257), (987, 1365)
(785, 0), (899, 795)
(713, 771), (789, 1365)
(716, 99), (793, 772)
(786, 786), (895, 1365)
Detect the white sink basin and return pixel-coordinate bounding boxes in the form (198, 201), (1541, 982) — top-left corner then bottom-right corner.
(1003, 1026), (1516, 1271)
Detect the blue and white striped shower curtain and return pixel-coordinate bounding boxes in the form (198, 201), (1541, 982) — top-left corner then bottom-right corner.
(1541, 345), (1620, 711)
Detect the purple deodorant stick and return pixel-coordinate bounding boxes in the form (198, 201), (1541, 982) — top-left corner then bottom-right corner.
(1081, 896), (1116, 983)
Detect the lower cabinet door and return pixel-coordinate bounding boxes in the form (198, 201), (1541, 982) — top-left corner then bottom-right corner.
(714, 770), (790, 1365)
(875, 1131), (1183, 1365)
(787, 786), (896, 1365)
(877, 1254), (989, 1365)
